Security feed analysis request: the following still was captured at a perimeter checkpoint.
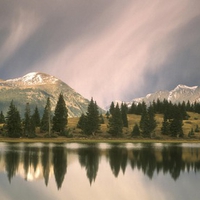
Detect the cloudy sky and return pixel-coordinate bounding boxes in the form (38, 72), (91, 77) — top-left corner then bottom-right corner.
(0, 0), (200, 107)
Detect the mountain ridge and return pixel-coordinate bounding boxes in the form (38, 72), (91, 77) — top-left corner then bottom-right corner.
(113, 84), (200, 107)
(0, 72), (103, 118)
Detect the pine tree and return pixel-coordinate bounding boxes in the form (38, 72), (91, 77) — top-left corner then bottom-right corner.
(0, 111), (5, 123)
(169, 106), (183, 137)
(41, 97), (51, 134)
(52, 93), (68, 135)
(106, 111), (110, 119)
(99, 114), (105, 124)
(108, 103), (123, 137)
(121, 103), (128, 127)
(170, 117), (183, 137)
(6, 100), (22, 138)
(139, 104), (156, 138)
(139, 107), (149, 137)
(77, 114), (86, 130)
(24, 103), (32, 137)
(161, 113), (170, 135)
(129, 102), (137, 114)
(32, 106), (40, 127)
(148, 105), (157, 134)
(109, 102), (115, 116)
(132, 124), (140, 137)
(82, 98), (100, 135)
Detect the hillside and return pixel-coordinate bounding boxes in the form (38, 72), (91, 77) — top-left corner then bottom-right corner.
(0, 72), (104, 117)
(68, 112), (200, 139)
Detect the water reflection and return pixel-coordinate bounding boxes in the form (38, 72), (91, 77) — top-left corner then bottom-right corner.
(1, 143), (200, 188)
(78, 145), (99, 184)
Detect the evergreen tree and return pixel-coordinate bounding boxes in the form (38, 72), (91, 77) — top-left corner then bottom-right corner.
(77, 114), (86, 130)
(52, 93), (68, 134)
(82, 98), (100, 135)
(121, 103), (128, 127)
(148, 105), (157, 134)
(41, 97), (51, 134)
(24, 103), (32, 137)
(139, 107), (149, 137)
(0, 111), (5, 123)
(99, 114), (105, 124)
(195, 125), (200, 132)
(161, 113), (170, 135)
(32, 106), (40, 127)
(109, 102), (115, 116)
(106, 111), (110, 119)
(128, 102), (137, 114)
(132, 124), (140, 137)
(139, 104), (156, 137)
(188, 128), (194, 138)
(170, 117), (183, 137)
(6, 100), (22, 138)
(108, 103), (123, 137)
(169, 106), (183, 137)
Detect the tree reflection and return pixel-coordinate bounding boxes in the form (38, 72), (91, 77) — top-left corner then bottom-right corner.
(53, 146), (67, 190)
(41, 146), (51, 186)
(78, 145), (99, 185)
(2, 143), (200, 186)
(108, 145), (128, 177)
(23, 146), (40, 180)
(5, 146), (20, 183)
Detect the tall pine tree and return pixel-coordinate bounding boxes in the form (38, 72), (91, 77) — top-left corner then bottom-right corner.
(52, 93), (68, 134)
(6, 100), (22, 138)
(41, 97), (51, 134)
(0, 111), (5, 123)
(121, 103), (128, 127)
(32, 106), (40, 127)
(82, 98), (100, 135)
(108, 103), (123, 137)
(140, 104), (156, 138)
(24, 103), (32, 137)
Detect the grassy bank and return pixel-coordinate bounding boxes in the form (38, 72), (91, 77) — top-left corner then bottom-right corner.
(0, 112), (200, 143)
(1, 136), (200, 143)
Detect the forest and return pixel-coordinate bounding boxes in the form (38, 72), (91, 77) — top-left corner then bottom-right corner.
(0, 94), (200, 140)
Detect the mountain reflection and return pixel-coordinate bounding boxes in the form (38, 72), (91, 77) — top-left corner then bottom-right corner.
(1, 143), (200, 189)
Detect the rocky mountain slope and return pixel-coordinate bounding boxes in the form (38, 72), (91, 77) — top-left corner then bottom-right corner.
(115, 84), (200, 107)
(0, 72), (102, 117)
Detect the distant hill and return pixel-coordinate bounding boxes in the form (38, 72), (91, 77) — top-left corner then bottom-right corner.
(113, 84), (200, 107)
(0, 72), (104, 117)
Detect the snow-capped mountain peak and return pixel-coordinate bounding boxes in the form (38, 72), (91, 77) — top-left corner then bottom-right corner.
(0, 72), (102, 117)
(173, 84), (198, 91)
(114, 84), (200, 108)
(4, 72), (59, 86)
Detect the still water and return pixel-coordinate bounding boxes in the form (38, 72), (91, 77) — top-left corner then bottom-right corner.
(0, 142), (200, 200)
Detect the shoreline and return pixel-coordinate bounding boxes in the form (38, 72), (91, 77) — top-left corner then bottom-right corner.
(0, 137), (200, 143)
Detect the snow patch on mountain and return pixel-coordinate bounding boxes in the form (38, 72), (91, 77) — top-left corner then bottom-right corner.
(113, 84), (200, 108)
(3, 72), (59, 86)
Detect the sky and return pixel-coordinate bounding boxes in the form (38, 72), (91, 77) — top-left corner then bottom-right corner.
(0, 0), (200, 108)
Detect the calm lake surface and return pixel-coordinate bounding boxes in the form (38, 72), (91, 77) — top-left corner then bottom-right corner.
(0, 142), (200, 200)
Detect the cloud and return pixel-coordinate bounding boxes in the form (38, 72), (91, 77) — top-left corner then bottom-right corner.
(0, 0), (200, 107)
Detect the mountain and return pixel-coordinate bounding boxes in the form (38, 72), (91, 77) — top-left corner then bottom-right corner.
(0, 72), (103, 117)
(114, 84), (200, 107)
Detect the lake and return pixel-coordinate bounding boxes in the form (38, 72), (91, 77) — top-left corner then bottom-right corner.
(0, 142), (200, 200)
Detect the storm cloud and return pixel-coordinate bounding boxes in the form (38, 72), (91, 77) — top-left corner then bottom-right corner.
(0, 0), (200, 107)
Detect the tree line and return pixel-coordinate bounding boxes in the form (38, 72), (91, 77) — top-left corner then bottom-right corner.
(1, 95), (200, 138)
(0, 93), (68, 138)
(77, 98), (200, 138)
